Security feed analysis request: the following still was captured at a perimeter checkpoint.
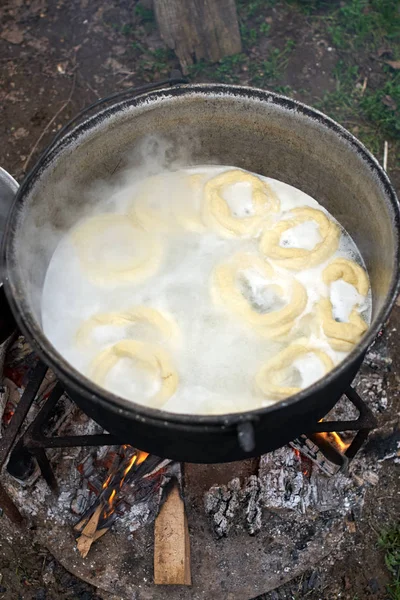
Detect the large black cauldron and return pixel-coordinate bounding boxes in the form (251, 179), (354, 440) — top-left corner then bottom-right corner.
(3, 83), (400, 462)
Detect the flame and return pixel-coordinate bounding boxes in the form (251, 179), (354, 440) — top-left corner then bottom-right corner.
(137, 450), (149, 465)
(102, 474), (112, 490)
(101, 447), (149, 520)
(317, 419), (350, 453)
(325, 431), (349, 453)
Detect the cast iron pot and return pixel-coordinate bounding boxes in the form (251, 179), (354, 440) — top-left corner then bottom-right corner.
(0, 168), (18, 343)
(3, 83), (400, 462)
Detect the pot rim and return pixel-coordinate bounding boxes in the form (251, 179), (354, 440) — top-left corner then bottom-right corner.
(4, 83), (400, 427)
(0, 167), (19, 288)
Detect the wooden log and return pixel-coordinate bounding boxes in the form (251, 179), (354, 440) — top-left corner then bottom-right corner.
(76, 504), (103, 558)
(153, 0), (242, 73)
(154, 482), (191, 585)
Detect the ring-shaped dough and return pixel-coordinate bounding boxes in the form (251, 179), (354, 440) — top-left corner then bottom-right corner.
(203, 169), (280, 238)
(256, 342), (334, 400)
(318, 298), (368, 352)
(90, 340), (178, 408)
(130, 173), (206, 233)
(72, 214), (162, 285)
(322, 257), (369, 296)
(211, 253), (307, 338)
(259, 207), (340, 270)
(76, 306), (179, 347)
(175, 173), (207, 233)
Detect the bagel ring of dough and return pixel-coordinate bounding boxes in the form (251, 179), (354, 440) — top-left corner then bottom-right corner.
(90, 339), (178, 408)
(175, 173), (207, 233)
(76, 306), (179, 347)
(72, 214), (162, 285)
(130, 173), (206, 233)
(322, 257), (369, 296)
(318, 298), (368, 352)
(320, 257), (369, 351)
(212, 252), (307, 338)
(203, 169), (280, 238)
(259, 206), (340, 270)
(256, 342), (334, 400)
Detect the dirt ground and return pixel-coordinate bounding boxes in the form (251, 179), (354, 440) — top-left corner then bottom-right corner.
(0, 0), (399, 599)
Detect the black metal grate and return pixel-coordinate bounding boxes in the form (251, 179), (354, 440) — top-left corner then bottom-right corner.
(0, 361), (377, 523)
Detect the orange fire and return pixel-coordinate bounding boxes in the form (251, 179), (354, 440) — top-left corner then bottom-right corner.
(102, 474), (112, 490)
(137, 450), (149, 465)
(317, 419), (350, 453)
(322, 431), (349, 453)
(101, 447), (149, 520)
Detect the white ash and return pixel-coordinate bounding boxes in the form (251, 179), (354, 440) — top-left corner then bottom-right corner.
(204, 436), (384, 539)
(3, 476), (52, 520)
(116, 501), (152, 535)
(46, 489), (77, 526)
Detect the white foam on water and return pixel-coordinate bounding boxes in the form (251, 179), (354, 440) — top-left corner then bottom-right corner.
(223, 181), (255, 218)
(280, 220), (322, 250)
(292, 353), (327, 389)
(41, 165), (372, 415)
(330, 279), (365, 322)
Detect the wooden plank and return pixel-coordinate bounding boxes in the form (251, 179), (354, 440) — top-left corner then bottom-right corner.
(154, 482), (191, 585)
(154, 0), (242, 73)
(76, 504), (103, 558)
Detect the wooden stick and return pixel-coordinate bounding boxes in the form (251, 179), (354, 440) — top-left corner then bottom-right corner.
(383, 140), (388, 171)
(76, 504), (103, 558)
(154, 482), (191, 585)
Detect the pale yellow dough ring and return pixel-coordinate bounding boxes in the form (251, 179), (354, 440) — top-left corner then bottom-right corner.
(259, 206), (340, 270)
(176, 173), (207, 232)
(256, 342), (334, 401)
(322, 257), (369, 296)
(130, 173), (206, 233)
(72, 214), (162, 285)
(320, 257), (369, 351)
(203, 169), (280, 238)
(76, 306), (179, 347)
(212, 252), (307, 338)
(319, 298), (368, 352)
(90, 340), (178, 408)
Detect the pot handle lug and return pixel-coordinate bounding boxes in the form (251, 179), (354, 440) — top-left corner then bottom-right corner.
(36, 70), (187, 168)
(237, 421), (256, 453)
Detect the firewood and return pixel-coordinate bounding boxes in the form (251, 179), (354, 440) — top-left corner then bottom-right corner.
(154, 481), (191, 585)
(76, 504), (103, 558)
(76, 534), (94, 559)
(81, 503), (102, 537)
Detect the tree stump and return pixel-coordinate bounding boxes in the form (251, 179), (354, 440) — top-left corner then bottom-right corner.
(153, 0), (242, 74)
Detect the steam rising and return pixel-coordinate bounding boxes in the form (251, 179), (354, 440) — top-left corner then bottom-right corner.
(31, 135), (372, 415)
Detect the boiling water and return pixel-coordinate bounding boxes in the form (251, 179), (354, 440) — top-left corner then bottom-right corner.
(41, 166), (371, 415)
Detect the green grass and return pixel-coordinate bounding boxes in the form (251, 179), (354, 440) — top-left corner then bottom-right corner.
(378, 524), (400, 600)
(134, 2), (155, 24)
(323, 0), (400, 50)
(360, 71), (400, 136)
(137, 47), (175, 76)
(237, 0), (277, 18)
(314, 54), (400, 158)
(250, 40), (295, 86)
(237, 0), (275, 46)
(105, 0), (400, 170)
